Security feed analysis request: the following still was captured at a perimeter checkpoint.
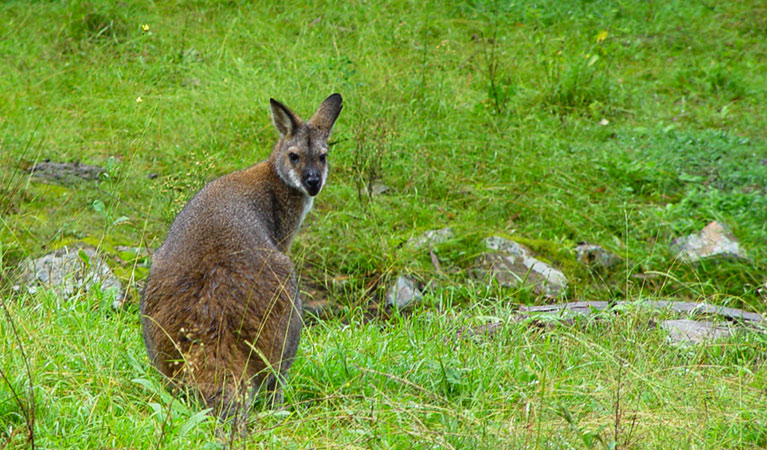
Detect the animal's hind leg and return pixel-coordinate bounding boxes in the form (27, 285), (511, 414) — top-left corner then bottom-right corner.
(264, 372), (285, 407)
(247, 253), (302, 409)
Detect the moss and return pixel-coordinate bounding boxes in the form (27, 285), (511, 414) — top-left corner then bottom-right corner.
(494, 234), (581, 275)
(27, 182), (71, 198)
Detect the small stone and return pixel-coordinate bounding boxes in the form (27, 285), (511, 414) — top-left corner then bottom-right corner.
(15, 246), (124, 309)
(484, 236), (527, 255)
(408, 227), (454, 249)
(385, 275), (423, 310)
(474, 237), (567, 298)
(519, 301), (610, 316)
(182, 77), (202, 88)
(370, 181), (390, 196)
(671, 221), (747, 262)
(660, 319), (733, 345)
(575, 243), (619, 269)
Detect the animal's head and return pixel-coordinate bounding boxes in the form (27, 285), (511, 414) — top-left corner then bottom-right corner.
(270, 93), (343, 197)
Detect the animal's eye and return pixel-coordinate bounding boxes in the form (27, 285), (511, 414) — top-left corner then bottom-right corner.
(288, 153), (300, 163)
(319, 153), (327, 163)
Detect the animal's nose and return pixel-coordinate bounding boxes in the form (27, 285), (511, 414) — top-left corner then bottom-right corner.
(305, 176), (320, 189)
(303, 172), (322, 195)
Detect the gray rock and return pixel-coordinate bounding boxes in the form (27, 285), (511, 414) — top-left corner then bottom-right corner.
(370, 181), (390, 196)
(385, 275), (423, 310)
(672, 221), (747, 262)
(408, 227), (454, 249)
(474, 237), (567, 298)
(182, 77), (202, 88)
(519, 300), (765, 325)
(470, 301), (761, 344)
(575, 243), (619, 269)
(28, 161), (106, 184)
(660, 319), (734, 345)
(484, 236), (527, 255)
(15, 246), (124, 309)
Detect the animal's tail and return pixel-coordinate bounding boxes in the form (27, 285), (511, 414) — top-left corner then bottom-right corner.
(183, 344), (250, 421)
(199, 384), (240, 419)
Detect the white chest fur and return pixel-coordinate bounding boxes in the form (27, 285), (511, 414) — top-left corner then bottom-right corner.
(299, 196), (314, 228)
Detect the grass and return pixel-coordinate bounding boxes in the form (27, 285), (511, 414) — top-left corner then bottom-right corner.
(2, 292), (767, 448)
(1, 0), (767, 447)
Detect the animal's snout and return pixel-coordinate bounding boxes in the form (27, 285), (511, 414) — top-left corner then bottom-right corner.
(303, 172), (322, 196)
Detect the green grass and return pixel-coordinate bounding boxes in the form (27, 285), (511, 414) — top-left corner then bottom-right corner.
(2, 292), (767, 448)
(1, 0), (767, 447)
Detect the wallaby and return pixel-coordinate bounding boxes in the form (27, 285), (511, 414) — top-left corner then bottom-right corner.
(140, 93), (342, 419)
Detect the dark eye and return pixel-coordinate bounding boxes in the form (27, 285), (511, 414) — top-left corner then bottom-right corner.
(319, 153), (327, 163)
(288, 153), (300, 164)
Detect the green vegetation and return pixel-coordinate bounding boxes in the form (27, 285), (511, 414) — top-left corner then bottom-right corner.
(1, 0), (766, 447)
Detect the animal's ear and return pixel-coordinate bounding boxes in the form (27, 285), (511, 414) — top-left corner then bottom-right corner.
(308, 93), (343, 135)
(270, 98), (302, 137)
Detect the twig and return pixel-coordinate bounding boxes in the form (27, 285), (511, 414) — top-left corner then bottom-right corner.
(0, 295), (36, 449)
(614, 361), (623, 448)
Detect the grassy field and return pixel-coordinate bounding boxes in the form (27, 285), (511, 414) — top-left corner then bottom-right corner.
(1, 0), (767, 448)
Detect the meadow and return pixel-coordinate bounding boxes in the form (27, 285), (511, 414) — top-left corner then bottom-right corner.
(1, 0), (767, 448)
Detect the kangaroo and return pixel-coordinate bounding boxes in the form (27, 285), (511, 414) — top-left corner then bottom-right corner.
(140, 93), (342, 419)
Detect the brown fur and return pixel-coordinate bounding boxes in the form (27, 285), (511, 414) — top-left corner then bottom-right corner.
(140, 94), (342, 418)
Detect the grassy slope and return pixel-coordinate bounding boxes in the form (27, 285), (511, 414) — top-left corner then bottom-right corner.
(1, 0), (766, 448)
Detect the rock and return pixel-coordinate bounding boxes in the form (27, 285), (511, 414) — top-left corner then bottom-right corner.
(408, 227), (454, 249)
(466, 301), (761, 345)
(520, 301), (610, 316)
(385, 275), (423, 310)
(370, 181), (390, 196)
(15, 246), (124, 309)
(575, 243), (619, 269)
(671, 221), (747, 262)
(182, 77), (202, 88)
(519, 300), (765, 325)
(660, 319), (734, 345)
(28, 161), (106, 184)
(453, 321), (505, 340)
(474, 236), (567, 298)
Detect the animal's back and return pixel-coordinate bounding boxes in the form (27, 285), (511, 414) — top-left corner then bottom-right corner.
(141, 165), (302, 414)
(141, 93), (342, 419)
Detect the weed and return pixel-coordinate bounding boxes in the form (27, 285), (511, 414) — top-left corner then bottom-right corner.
(0, 295), (36, 449)
(540, 47), (613, 116)
(349, 112), (392, 207)
(65, 0), (134, 45)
